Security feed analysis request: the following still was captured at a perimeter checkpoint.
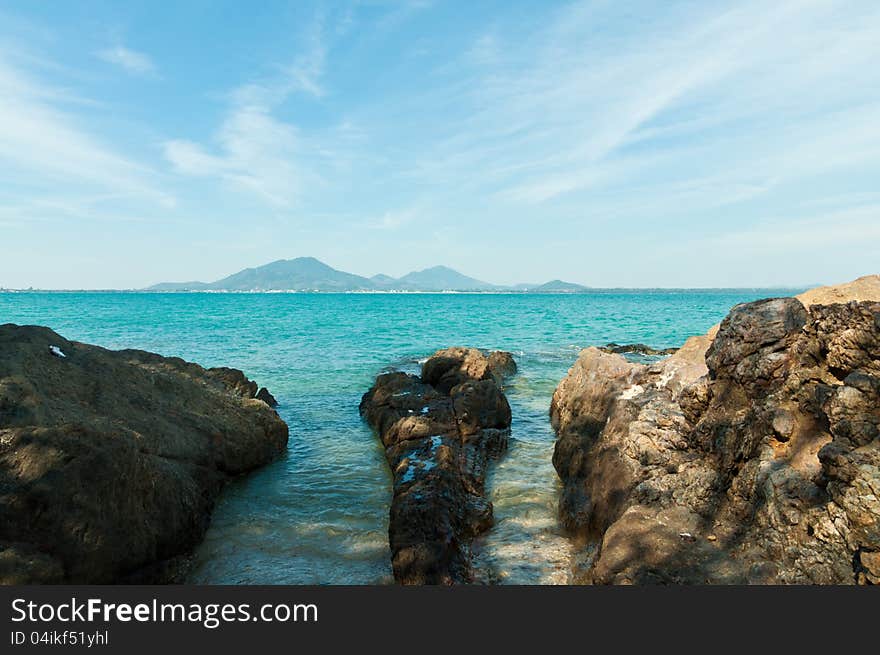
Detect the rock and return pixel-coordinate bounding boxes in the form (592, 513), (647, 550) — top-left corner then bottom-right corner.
(487, 351), (518, 382)
(599, 343), (678, 356)
(0, 324), (288, 584)
(796, 274), (880, 307)
(360, 347), (515, 584)
(256, 387), (278, 407)
(421, 346), (516, 392)
(858, 550), (880, 584)
(206, 366), (259, 399)
(551, 278), (880, 584)
(704, 297), (807, 379)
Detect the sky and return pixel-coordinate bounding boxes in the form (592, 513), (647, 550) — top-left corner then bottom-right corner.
(1, 0), (879, 289)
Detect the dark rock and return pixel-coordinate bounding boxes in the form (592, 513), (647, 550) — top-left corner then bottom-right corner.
(0, 324), (288, 584)
(360, 347), (514, 584)
(256, 387), (278, 407)
(451, 379), (512, 436)
(206, 366), (259, 399)
(552, 293), (880, 584)
(599, 343), (678, 356)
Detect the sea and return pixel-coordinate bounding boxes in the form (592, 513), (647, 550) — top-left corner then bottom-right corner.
(0, 289), (802, 584)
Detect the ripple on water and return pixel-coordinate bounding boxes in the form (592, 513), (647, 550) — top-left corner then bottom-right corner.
(470, 358), (576, 585)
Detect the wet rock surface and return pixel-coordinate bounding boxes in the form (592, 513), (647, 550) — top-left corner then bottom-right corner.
(0, 324), (288, 584)
(552, 280), (880, 584)
(360, 347), (515, 584)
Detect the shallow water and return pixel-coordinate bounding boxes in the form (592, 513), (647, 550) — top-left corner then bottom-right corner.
(0, 289), (801, 584)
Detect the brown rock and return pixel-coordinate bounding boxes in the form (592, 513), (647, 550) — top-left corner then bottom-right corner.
(421, 347), (516, 393)
(796, 274), (880, 307)
(486, 350), (518, 382)
(859, 550), (880, 584)
(0, 324), (288, 584)
(551, 279), (880, 584)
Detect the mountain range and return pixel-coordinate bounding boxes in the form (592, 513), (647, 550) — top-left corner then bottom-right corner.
(147, 257), (590, 293)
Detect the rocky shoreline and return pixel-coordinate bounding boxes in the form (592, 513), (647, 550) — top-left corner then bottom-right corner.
(360, 347), (516, 584)
(0, 324), (288, 584)
(551, 275), (880, 584)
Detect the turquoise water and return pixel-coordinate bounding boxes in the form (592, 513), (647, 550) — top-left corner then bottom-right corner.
(0, 290), (800, 584)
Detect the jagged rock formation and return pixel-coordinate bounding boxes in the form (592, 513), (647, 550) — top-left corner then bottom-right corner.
(551, 276), (880, 584)
(0, 324), (288, 584)
(360, 347), (515, 584)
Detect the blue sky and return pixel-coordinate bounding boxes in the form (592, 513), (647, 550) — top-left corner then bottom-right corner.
(1, 0), (879, 289)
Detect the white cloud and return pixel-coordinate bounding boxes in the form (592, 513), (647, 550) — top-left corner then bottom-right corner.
(165, 105), (304, 207)
(0, 50), (172, 208)
(96, 45), (157, 77)
(406, 0), (880, 213)
(162, 8), (336, 206)
(282, 25), (326, 98)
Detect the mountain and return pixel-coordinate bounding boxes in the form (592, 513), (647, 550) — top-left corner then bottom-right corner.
(370, 274), (398, 288)
(394, 265), (497, 291)
(206, 257), (375, 291)
(147, 257), (584, 292)
(527, 279), (589, 293)
(147, 257), (375, 292)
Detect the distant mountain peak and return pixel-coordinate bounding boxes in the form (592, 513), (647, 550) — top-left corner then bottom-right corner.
(146, 257), (583, 292)
(528, 279), (589, 293)
(396, 265), (496, 291)
(371, 273), (398, 286)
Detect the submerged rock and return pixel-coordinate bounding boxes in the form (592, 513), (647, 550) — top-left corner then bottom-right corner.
(0, 324), (288, 584)
(551, 276), (880, 584)
(360, 347), (515, 584)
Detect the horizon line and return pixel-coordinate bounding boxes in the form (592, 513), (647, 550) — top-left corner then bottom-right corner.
(0, 285), (815, 293)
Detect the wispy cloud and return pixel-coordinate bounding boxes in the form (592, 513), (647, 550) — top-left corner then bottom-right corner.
(96, 45), (158, 77)
(282, 16), (327, 98)
(163, 7), (338, 206)
(403, 0), (880, 213)
(165, 105), (303, 207)
(0, 46), (172, 209)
